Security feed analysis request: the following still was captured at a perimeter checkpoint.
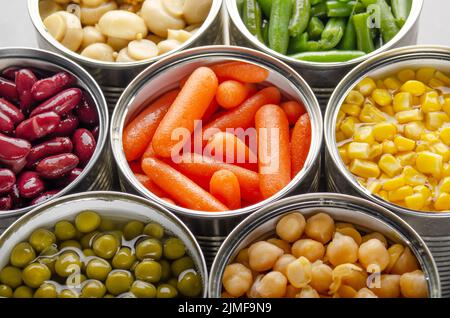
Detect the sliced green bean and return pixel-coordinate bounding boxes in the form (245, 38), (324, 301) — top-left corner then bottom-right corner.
(377, 0), (400, 42)
(311, 0), (324, 5)
(289, 0), (311, 37)
(318, 18), (346, 50)
(311, 1), (327, 17)
(307, 16), (325, 40)
(243, 0), (264, 42)
(288, 32), (321, 53)
(289, 50), (366, 62)
(392, 0), (412, 27)
(262, 19), (270, 44)
(338, 16), (357, 50)
(257, 0), (273, 17)
(268, 0), (293, 54)
(237, 0), (245, 15)
(353, 12), (375, 53)
(326, 1), (365, 17)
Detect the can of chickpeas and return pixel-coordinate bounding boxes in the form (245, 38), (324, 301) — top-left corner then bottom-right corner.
(27, 0), (224, 112)
(209, 193), (441, 298)
(324, 45), (450, 296)
(0, 47), (112, 233)
(225, 0), (423, 110)
(110, 45), (323, 265)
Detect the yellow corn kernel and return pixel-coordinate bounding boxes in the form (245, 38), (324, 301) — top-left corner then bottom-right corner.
(396, 151), (417, 166)
(428, 78), (444, 90)
(367, 180), (382, 194)
(388, 186), (414, 202)
(440, 177), (450, 193)
(395, 109), (423, 124)
(336, 110), (346, 127)
(404, 121), (425, 140)
(353, 126), (375, 144)
(415, 143), (429, 153)
(376, 79), (386, 89)
(412, 96), (420, 106)
(431, 142), (450, 162)
(357, 77), (377, 96)
(403, 166), (427, 186)
(383, 175), (405, 191)
(359, 104), (387, 123)
(416, 151), (443, 177)
(378, 154), (402, 177)
(341, 103), (361, 117)
(369, 143), (382, 159)
(425, 112), (450, 131)
(384, 77), (402, 91)
(443, 163), (450, 177)
(347, 142), (371, 159)
(382, 140), (397, 154)
(420, 91), (441, 112)
(393, 92), (412, 112)
(425, 85), (435, 93)
(414, 185), (431, 201)
(338, 146), (350, 164)
(372, 122), (397, 142)
(345, 90), (365, 106)
(336, 131), (346, 143)
(435, 193), (450, 211)
(349, 159), (380, 179)
(420, 133), (439, 143)
(405, 193), (425, 210)
(380, 106), (395, 117)
(372, 89), (392, 106)
(442, 96), (450, 117)
(435, 71), (450, 86)
(378, 190), (388, 201)
(393, 135), (416, 152)
(439, 127), (450, 145)
(416, 68), (436, 83)
(340, 117), (357, 138)
(401, 80), (426, 96)
(397, 69), (415, 82)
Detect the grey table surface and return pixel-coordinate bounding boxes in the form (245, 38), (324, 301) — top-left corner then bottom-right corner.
(1, 0), (449, 47)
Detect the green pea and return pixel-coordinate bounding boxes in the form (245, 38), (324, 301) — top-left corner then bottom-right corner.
(0, 284), (13, 298)
(105, 270), (134, 296)
(99, 218), (116, 232)
(75, 211), (101, 233)
(55, 252), (82, 278)
(54, 221), (77, 241)
(0, 266), (22, 289)
(123, 221), (145, 240)
(156, 284), (178, 298)
(167, 278), (178, 288)
(38, 245), (59, 274)
(22, 263), (51, 288)
(177, 271), (202, 297)
(93, 234), (119, 259)
(83, 249), (96, 257)
(10, 242), (36, 268)
(66, 274), (87, 289)
(171, 256), (195, 277)
(112, 247), (136, 270)
(143, 223), (164, 239)
(160, 260), (171, 281)
(86, 258), (112, 281)
(81, 280), (106, 298)
(163, 238), (185, 260)
(59, 240), (82, 250)
(59, 289), (79, 298)
(135, 260), (162, 283)
(29, 229), (56, 253)
(104, 294), (115, 298)
(130, 281), (156, 298)
(13, 286), (33, 298)
(136, 238), (162, 261)
(80, 231), (99, 249)
(34, 283), (57, 298)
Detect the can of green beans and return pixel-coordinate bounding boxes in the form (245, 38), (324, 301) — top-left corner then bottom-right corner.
(209, 193), (441, 298)
(226, 0), (424, 111)
(110, 45), (323, 266)
(324, 45), (450, 297)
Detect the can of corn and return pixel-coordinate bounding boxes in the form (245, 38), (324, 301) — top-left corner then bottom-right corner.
(324, 45), (450, 296)
(110, 45), (323, 265)
(209, 193), (441, 298)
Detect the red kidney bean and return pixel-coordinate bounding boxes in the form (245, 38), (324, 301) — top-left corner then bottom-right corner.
(0, 110), (14, 133)
(0, 133), (31, 160)
(0, 98), (24, 124)
(67, 168), (83, 182)
(0, 195), (12, 210)
(9, 183), (21, 208)
(36, 153), (79, 179)
(15, 111), (60, 141)
(30, 88), (82, 118)
(0, 76), (18, 101)
(16, 69), (37, 112)
(49, 114), (79, 137)
(91, 126), (99, 141)
(31, 190), (60, 205)
(52, 167), (83, 188)
(75, 94), (99, 126)
(0, 168), (15, 193)
(17, 171), (45, 199)
(72, 128), (96, 166)
(27, 137), (73, 168)
(31, 72), (76, 101)
(2, 67), (19, 80)
(0, 157), (27, 175)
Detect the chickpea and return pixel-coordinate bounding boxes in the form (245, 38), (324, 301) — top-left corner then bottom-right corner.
(330, 264), (367, 293)
(255, 271), (287, 298)
(81, 26), (106, 50)
(354, 288), (378, 298)
(247, 275), (263, 298)
(273, 254), (296, 276)
(221, 291), (234, 298)
(326, 232), (359, 267)
(296, 285), (320, 298)
(335, 285), (357, 298)
(305, 213), (335, 244)
(286, 257), (312, 289)
(98, 10), (148, 41)
(391, 247), (419, 275)
(358, 239), (390, 271)
(386, 244), (405, 273)
(370, 274), (401, 298)
(362, 232), (388, 247)
(336, 227), (362, 245)
(267, 238), (291, 254)
(81, 43), (115, 62)
(400, 270), (428, 298)
(275, 213), (306, 243)
(285, 284), (300, 298)
(310, 261), (333, 294)
(335, 222), (355, 230)
(248, 241), (283, 272)
(291, 239), (325, 262)
(235, 248), (249, 267)
(222, 263), (253, 297)
(80, 1), (118, 26)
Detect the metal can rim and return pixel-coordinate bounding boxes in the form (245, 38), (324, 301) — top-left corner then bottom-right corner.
(110, 44), (323, 219)
(324, 44), (450, 218)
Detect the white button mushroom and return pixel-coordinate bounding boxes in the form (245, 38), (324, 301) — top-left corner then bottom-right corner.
(81, 26), (106, 50)
(39, 0), (63, 20)
(98, 10), (148, 40)
(140, 0), (185, 37)
(147, 34), (164, 44)
(81, 43), (115, 62)
(167, 29), (192, 43)
(157, 39), (182, 55)
(44, 11), (84, 52)
(107, 37), (130, 51)
(183, 0), (212, 25)
(127, 39), (159, 60)
(80, 1), (118, 26)
(162, 0), (185, 18)
(81, 0), (106, 7)
(116, 48), (137, 63)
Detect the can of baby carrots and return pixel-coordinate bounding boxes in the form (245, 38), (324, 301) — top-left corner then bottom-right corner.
(225, 0), (423, 111)
(27, 0), (224, 113)
(324, 45), (450, 296)
(110, 45), (323, 266)
(209, 193), (441, 298)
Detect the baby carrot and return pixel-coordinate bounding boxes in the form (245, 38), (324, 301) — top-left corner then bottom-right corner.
(174, 153), (262, 203)
(129, 160), (144, 174)
(210, 62), (269, 83)
(123, 89), (179, 161)
(203, 99), (220, 122)
(255, 104), (291, 199)
(216, 81), (253, 109)
(134, 173), (167, 198)
(203, 86), (281, 138)
(161, 198), (176, 205)
(281, 100), (306, 125)
(210, 170), (241, 210)
(141, 141), (156, 160)
(142, 157), (228, 212)
(152, 67), (218, 158)
(291, 113), (311, 177)
(205, 131), (257, 164)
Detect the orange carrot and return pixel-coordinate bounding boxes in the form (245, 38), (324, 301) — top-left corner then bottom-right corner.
(216, 81), (252, 109)
(203, 87), (281, 139)
(205, 132), (257, 165)
(123, 89), (179, 161)
(134, 173), (167, 198)
(210, 62), (269, 83)
(203, 99), (219, 122)
(141, 141), (156, 160)
(142, 157), (228, 212)
(210, 170), (241, 210)
(291, 113), (311, 177)
(255, 104), (291, 199)
(152, 67), (218, 158)
(161, 198), (176, 205)
(129, 160), (144, 174)
(281, 100), (306, 125)
(174, 153), (262, 202)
